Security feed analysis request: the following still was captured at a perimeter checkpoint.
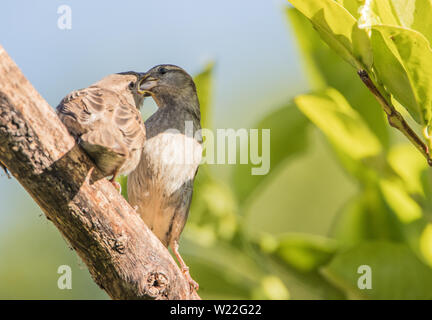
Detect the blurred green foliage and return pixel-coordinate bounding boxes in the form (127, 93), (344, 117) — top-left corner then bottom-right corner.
(3, 1), (432, 300)
(285, 0), (432, 299)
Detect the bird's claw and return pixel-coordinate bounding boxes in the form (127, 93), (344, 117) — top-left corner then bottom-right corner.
(111, 181), (122, 193)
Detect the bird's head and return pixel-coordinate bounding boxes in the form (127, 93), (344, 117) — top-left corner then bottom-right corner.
(91, 72), (144, 109)
(137, 65), (198, 110)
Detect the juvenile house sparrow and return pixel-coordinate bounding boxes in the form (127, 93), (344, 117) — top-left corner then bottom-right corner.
(56, 72), (146, 188)
(128, 65), (202, 290)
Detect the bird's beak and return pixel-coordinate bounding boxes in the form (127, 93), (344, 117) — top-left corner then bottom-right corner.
(137, 74), (158, 95)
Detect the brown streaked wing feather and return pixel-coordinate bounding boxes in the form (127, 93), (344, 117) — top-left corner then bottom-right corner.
(114, 103), (146, 151)
(56, 87), (109, 137)
(57, 87), (141, 177)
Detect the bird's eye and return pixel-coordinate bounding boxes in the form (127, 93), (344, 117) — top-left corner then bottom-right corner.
(128, 82), (134, 89)
(159, 67), (167, 75)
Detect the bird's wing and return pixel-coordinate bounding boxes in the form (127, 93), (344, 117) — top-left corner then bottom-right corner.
(57, 87), (145, 176)
(113, 102), (146, 152)
(56, 86), (110, 139)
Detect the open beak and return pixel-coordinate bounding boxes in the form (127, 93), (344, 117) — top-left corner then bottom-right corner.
(137, 74), (158, 95)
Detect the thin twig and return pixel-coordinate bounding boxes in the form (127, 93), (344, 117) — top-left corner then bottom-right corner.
(0, 160), (10, 178)
(358, 70), (432, 166)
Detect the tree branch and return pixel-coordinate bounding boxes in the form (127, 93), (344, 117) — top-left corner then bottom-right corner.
(358, 70), (432, 166)
(0, 45), (200, 300)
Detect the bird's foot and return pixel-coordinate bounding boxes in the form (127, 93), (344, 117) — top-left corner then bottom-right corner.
(182, 266), (199, 292)
(86, 166), (96, 185)
(171, 240), (199, 292)
(111, 181), (122, 193)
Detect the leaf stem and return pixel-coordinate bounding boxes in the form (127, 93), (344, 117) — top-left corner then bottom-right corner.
(422, 125), (432, 155)
(358, 70), (432, 166)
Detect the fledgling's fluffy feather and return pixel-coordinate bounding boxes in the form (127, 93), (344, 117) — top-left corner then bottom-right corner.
(56, 73), (146, 181)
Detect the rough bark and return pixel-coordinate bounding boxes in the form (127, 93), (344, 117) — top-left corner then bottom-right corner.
(0, 45), (200, 300)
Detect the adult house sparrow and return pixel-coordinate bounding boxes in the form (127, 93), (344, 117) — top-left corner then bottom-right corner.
(56, 72), (146, 188)
(128, 65), (202, 290)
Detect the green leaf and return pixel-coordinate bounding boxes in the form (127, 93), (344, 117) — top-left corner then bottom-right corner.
(359, 0), (399, 28)
(287, 0), (370, 69)
(379, 177), (423, 224)
(251, 276), (291, 300)
(189, 173), (238, 242)
(391, 0), (432, 43)
(287, 8), (389, 148)
(331, 194), (380, 248)
(363, 0), (432, 45)
(295, 88), (382, 160)
(388, 144), (428, 196)
(420, 224), (432, 267)
(260, 233), (337, 273)
(330, 187), (404, 248)
(352, 22), (374, 70)
(371, 25), (432, 125)
(322, 241), (432, 299)
(334, 0), (362, 19)
(181, 238), (264, 299)
(232, 104), (309, 204)
(194, 61), (214, 129)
